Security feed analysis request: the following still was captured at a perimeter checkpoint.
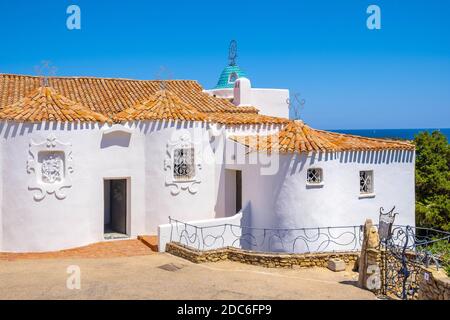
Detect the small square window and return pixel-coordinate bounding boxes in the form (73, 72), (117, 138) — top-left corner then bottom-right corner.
(173, 148), (195, 181)
(360, 170), (374, 194)
(307, 168), (323, 184)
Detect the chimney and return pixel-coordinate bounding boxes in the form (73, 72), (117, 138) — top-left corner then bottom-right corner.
(233, 77), (252, 106)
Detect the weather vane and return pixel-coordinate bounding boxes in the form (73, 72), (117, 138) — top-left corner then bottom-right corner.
(34, 60), (57, 87)
(155, 65), (174, 91)
(228, 40), (237, 66)
(286, 93), (306, 120)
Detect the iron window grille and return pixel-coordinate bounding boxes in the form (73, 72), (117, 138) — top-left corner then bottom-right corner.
(307, 168), (323, 184)
(360, 170), (374, 194)
(173, 148), (195, 181)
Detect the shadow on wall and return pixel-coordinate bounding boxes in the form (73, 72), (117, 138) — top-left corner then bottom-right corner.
(0, 121), (102, 139)
(214, 164), (226, 218)
(338, 149), (414, 164)
(136, 120), (206, 135)
(240, 201), (252, 250)
(100, 131), (131, 148)
(288, 150), (414, 176)
(0, 120), (208, 139)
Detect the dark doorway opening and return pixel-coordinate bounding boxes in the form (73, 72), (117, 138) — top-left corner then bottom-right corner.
(104, 179), (128, 239)
(236, 170), (242, 213)
(225, 169), (243, 216)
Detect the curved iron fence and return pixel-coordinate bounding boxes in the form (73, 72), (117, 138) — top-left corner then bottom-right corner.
(168, 216), (450, 300)
(168, 217), (364, 253)
(168, 217), (450, 261)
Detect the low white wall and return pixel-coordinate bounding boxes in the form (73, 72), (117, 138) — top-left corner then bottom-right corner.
(249, 88), (290, 119)
(158, 212), (244, 252)
(204, 87), (290, 119)
(204, 88), (234, 100)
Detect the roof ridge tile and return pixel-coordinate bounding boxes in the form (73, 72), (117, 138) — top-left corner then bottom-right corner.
(230, 120), (415, 153)
(0, 86), (111, 123)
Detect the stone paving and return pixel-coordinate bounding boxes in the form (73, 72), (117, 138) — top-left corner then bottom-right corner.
(0, 252), (376, 300)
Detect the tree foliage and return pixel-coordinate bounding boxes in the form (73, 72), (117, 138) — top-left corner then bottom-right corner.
(414, 131), (450, 231)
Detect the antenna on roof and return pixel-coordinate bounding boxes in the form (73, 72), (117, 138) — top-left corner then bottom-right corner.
(228, 40), (237, 66)
(34, 60), (57, 87)
(287, 93), (306, 120)
(155, 65), (174, 91)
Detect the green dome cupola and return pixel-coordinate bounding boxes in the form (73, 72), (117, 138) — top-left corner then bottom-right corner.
(214, 40), (247, 89)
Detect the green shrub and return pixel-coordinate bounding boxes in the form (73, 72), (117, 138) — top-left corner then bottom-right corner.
(414, 131), (450, 232)
(426, 239), (450, 276)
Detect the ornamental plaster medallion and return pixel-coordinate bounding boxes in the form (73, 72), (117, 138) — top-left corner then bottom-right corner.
(27, 134), (74, 201)
(164, 130), (202, 195)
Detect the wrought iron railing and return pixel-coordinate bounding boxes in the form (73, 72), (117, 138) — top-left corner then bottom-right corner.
(381, 224), (450, 299)
(168, 217), (364, 254)
(385, 225), (450, 271)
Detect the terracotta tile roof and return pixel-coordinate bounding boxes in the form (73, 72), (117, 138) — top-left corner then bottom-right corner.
(206, 112), (289, 125)
(0, 86), (110, 123)
(0, 74), (259, 118)
(114, 89), (207, 122)
(231, 120), (415, 153)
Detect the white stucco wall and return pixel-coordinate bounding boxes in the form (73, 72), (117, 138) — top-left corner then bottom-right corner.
(204, 88), (234, 100)
(0, 117), (416, 254)
(142, 120), (217, 234)
(214, 128), (267, 218)
(205, 85), (290, 119)
(223, 145), (416, 253)
(0, 121), (147, 252)
(246, 88), (289, 119)
(0, 120), (219, 252)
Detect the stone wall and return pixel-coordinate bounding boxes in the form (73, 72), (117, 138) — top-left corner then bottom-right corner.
(358, 239), (450, 299)
(418, 268), (450, 300)
(166, 242), (359, 269)
(376, 248), (450, 300)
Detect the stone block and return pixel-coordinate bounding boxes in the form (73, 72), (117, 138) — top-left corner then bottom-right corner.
(328, 258), (346, 272)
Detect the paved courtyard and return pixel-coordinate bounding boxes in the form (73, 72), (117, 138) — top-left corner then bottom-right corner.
(0, 239), (153, 261)
(0, 248), (376, 300)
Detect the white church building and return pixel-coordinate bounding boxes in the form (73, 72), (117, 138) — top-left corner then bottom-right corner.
(0, 53), (415, 253)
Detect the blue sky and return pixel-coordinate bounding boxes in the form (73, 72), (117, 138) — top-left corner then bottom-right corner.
(0, 0), (449, 129)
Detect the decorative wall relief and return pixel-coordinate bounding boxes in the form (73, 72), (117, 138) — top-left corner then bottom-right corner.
(164, 131), (202, 195)
(40, 151), (64, 184)
(27, 134), (74, 201)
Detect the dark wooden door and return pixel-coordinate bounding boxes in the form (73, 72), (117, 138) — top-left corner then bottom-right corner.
(110, 179), (127, 234)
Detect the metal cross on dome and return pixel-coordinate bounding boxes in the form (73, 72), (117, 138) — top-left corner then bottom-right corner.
(34, 60), (57, 87)
(228, 40), (237, 66)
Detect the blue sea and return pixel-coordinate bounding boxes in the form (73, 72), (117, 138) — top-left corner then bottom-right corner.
(329, 128), (450, 141)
